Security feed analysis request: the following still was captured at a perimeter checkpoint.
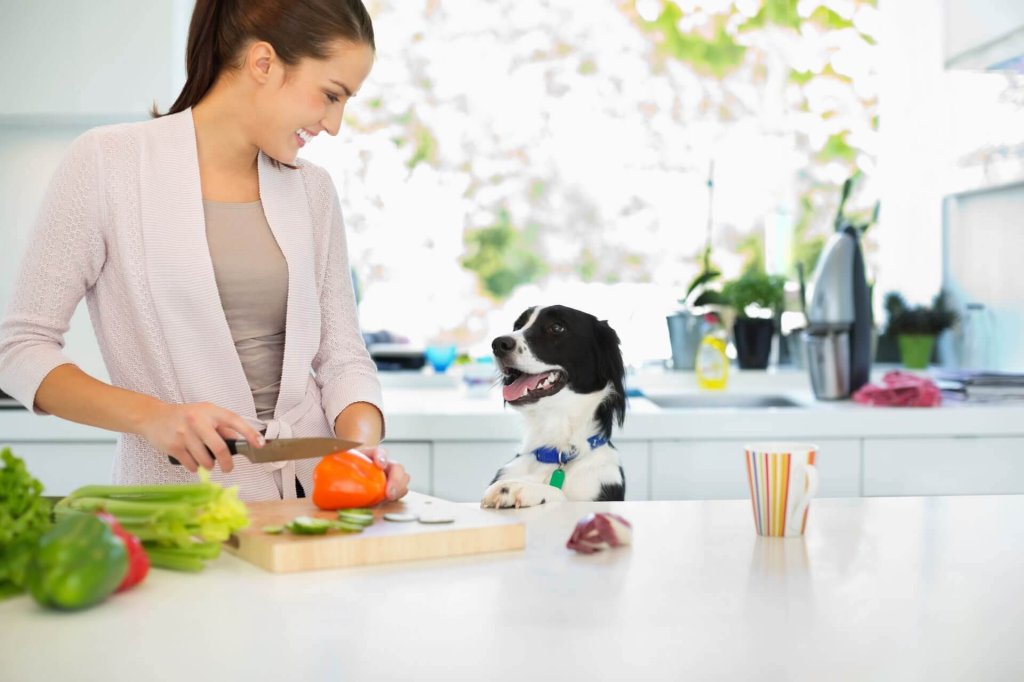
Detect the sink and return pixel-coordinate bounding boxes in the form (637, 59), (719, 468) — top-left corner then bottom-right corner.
(642, 393), (805, 409)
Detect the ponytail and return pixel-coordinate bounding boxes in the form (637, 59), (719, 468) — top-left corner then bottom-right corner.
(152, 0), (230, 117)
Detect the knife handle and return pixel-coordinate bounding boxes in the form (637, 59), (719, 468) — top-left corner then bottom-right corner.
(167, 439), (241, 466)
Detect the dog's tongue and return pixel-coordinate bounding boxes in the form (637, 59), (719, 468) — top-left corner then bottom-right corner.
(503, 372), (547, 402)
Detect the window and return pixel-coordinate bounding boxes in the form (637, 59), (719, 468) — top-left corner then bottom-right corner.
(301, 1), (884, 366)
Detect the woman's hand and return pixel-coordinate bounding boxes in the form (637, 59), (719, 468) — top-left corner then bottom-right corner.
(361, 446), (410, 501)
(333, 402), (406, 498)
(140, 402), (265, 474)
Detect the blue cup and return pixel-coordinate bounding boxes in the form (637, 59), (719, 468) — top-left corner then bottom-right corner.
(425, 344), (457, 373)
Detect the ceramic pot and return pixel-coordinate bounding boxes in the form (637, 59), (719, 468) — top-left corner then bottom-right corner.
(733, 317), (774, 370)
(898, 334), (936, 370)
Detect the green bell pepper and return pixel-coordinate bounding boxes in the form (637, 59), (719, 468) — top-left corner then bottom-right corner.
(28, 514), (128, 611)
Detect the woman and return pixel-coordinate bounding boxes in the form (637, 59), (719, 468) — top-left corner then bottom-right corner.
(0, 0), (410, 502)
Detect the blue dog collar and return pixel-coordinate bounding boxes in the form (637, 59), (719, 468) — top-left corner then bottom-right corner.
(532, 435), (609, 465)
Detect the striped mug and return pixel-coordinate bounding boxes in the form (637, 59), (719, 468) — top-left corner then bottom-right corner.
(744, 443), (819, 538)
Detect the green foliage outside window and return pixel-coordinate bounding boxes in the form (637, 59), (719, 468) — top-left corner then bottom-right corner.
(635, 0), (878, 284)
(461, 209), (546, 300)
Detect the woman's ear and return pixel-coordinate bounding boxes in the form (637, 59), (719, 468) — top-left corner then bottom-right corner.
(246, 41), (277, 84)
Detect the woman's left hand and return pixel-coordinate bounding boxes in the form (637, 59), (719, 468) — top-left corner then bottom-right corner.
(361, 446), (410, 501)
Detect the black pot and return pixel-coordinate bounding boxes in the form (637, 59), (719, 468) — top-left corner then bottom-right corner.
(732, 317), (775, 369)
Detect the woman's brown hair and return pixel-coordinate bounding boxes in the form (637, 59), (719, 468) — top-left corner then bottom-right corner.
(152, 0), (374, 118)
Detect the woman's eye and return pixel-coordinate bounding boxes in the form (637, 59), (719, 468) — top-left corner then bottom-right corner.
(549, 323), (565, 334)
(326, 93), (340, 104)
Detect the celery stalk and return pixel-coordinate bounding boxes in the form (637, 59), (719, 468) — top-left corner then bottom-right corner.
(143, 547), (206, 572)
(56, 471), (248, 572)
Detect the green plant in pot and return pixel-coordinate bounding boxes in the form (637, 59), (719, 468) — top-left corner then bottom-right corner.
(884, 291), (958, 369)
(683, 247), (723, 297)
(721, 271), (786, 370)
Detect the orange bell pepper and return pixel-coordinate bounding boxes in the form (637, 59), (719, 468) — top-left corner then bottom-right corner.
(312, 450), (387, 510)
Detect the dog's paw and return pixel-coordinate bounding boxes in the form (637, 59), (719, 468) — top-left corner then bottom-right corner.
(481, 480), (567, 509)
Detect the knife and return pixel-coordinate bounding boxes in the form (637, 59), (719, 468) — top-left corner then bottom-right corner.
(167, 437), (362, 466)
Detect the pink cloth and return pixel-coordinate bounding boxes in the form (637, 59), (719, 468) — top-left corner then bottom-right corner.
(852, 371), (942, 407)
(0, 109), (383, 500)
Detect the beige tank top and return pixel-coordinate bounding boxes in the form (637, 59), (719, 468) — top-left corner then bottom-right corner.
(204, 200), (288, 421)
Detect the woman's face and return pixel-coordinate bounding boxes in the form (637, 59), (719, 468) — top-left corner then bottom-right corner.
(255, 39), (375, 165)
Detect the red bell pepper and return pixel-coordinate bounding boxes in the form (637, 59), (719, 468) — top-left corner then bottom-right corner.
(312, 450), (387, 510)
(95, 512), (150, 592)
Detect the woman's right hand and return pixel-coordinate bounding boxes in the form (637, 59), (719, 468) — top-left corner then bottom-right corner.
(140, 402), (265, 474)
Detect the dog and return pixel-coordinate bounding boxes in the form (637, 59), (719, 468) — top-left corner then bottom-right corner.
(480, 305), (627, 508)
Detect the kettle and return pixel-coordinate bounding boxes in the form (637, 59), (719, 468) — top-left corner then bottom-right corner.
(802, 226), (873, 399)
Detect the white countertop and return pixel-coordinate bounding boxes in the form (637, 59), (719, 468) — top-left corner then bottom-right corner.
(2, 495), (1022, 681)
(2, 367), (1023, 442)
(378, 366), (1024, 440)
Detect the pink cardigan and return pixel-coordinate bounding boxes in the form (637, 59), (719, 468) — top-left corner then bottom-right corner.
(0, 109), (383, 501)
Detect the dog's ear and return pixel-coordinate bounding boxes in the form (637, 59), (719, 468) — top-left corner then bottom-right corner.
(594, 319), (627, 437)
(512, 306), (536, 331)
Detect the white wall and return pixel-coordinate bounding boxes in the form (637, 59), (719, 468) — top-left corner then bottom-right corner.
(944, 182), (1024, 371)
(874, 0), (946, 306)
(0, 0), (191, 387)
(0, 126), (111, 383)
(0, 0), (189, 120)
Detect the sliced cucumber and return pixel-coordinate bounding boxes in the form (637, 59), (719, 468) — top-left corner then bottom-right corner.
(338, 508), (374, 517)
(331, 520), (367, 533)
(285, 516), (333, 535)
(261, 524), (286, 535)
(337, 509), (375, 527)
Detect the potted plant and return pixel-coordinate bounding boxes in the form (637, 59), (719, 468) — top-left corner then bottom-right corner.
(883, 291), (958, 369)
(721, 271), (786, 369)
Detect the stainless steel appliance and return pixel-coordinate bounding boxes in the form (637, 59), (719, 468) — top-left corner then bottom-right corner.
(803, 226), (873, 399)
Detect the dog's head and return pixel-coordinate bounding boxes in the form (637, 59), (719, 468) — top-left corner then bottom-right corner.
(491, 305), (626, 437)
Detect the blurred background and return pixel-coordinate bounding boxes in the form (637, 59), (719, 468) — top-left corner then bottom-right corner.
(1, 0), (1022, 374)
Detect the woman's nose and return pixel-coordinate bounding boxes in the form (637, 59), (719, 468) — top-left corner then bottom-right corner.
(322, 104), (345, 136)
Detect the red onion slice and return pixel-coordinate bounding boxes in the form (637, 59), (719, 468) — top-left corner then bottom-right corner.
(566, 512), (633, 554)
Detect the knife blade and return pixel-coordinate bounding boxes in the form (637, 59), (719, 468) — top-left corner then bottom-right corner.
(167, 437), (362, 466)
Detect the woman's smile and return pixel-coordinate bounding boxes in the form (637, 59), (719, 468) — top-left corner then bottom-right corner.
(295, 128), (315, 148)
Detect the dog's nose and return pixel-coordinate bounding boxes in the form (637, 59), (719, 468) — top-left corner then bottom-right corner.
(492, 336), (517, 357)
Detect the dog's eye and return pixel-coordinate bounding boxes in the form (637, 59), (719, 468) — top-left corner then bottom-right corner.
(548, 323), (565, 334)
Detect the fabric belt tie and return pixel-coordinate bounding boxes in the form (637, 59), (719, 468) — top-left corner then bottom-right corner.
(252, 383), (321, 500)
(258, 417), (296, 500)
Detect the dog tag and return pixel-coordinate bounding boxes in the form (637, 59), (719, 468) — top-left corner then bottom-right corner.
(549, 468), (565, 489)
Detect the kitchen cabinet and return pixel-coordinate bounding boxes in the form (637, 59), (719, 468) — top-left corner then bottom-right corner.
(0, 0), (189, 121)
(863, 436), (1024, 496)
(379, 441), (432, 495)
(650, 439), (861, 500)
(8, 383), (1024, 502)
(431, 441), (520, 502)
(430, 440), (652, 502)
(10, 441), (116, 497)
(616, 441), (651, 501)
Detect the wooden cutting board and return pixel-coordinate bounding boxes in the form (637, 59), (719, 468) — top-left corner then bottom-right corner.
(224, 492), (525, 573)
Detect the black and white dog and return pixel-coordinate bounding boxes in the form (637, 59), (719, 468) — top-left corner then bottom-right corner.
(481, 305), (627, 508)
